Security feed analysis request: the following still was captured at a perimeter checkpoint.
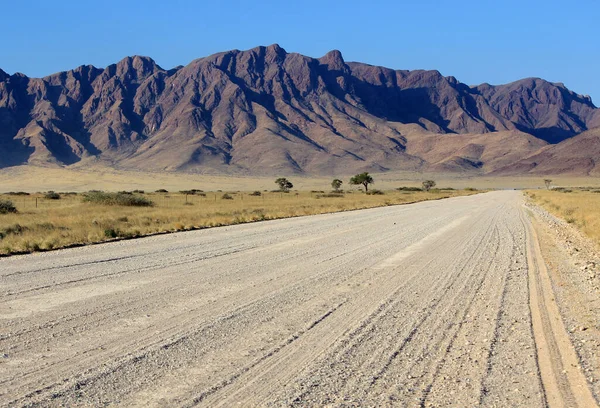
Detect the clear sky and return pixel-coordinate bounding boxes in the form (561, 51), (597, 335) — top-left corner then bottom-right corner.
(2, 0), (598, 103)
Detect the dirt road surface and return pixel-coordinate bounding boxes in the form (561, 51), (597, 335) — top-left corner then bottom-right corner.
(1, 191), (597, 407)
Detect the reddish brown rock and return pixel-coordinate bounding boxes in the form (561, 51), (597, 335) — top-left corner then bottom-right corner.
(0, 45), (597, 174)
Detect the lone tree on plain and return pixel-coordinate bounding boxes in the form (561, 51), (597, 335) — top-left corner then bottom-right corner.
(544, 179), (552, 190)
(275, 177), (293, 192)
(350, 172), (374, 192)
(331, 178), (343, 192)
(422, 180), (436, 192)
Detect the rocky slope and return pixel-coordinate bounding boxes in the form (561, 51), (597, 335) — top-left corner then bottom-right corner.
(492, 127), (600, 176)
(0, 44), (598, 175)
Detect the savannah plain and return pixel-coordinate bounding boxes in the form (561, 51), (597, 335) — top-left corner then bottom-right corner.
(2, 166), (600, 407)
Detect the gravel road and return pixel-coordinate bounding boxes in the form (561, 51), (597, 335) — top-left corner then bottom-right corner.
(1, 191), (596, 407)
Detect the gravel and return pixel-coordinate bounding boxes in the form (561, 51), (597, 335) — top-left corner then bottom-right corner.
(0, 191), (592, 406)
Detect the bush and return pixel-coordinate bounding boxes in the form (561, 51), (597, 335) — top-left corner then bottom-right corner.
(133, 190), (145, 194)
(83, 192), (154, 207)
(465, 187), (478, 191)
(316, 193), (345, 198)
(366, 189), (384, 195)
(0, 200), (17, 214)
(222, 193), (234, 200)
(155, 189), (168, 193)
(44, 191), (61, 200)
(180, 189), (204, 195)
(104, 228), (119, 238)
(6, 191), (30, 196)
(396, 187), (422, 192)
(552, 187), (573, 193)
(0, 224), (27, 240)
(249, 191), (262, 196)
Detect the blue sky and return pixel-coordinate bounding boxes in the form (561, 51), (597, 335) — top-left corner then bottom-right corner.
(3, 0), (598, 103)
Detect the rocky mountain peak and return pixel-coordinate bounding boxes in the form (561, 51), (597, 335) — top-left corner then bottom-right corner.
(115, 55), (163, 82)
(0, 46), (597, 174)
(319, 49), (347, 72)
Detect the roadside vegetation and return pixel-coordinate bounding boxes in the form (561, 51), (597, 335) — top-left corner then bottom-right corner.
(0, 183), (479, 256)
(349, 172), (374, 192)
(526, 187), (600, 246)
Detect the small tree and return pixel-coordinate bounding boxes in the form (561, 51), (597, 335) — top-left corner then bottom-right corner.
(275, 178), (293, 192)
(422, 180), (436, 192)
(544, 179), (552, 190)
(350, 172), (374, 192)
(331, 178), (343, 192)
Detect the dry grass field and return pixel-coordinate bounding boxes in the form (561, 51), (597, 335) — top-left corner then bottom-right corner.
(0, 188), (477, 255)
(526, 188), (600, 246)
(3, 165), (600, 192)
(2, 164), (600, 256)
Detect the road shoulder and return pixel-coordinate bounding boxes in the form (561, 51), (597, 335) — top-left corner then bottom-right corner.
(525, 199), (600, 406)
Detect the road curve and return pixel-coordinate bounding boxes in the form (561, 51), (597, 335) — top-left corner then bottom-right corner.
(0, 191), (595, 407)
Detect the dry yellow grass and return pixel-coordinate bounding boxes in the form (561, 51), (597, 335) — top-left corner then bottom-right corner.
(3, 165), (600, 192)
(0, 189), (478, 255)
(526, 188), (600, 246)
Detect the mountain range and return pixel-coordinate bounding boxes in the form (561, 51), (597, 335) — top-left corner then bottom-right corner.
(1, 44), (599, 176)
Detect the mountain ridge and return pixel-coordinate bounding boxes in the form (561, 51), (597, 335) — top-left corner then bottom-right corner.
(0, 44), (598, 175)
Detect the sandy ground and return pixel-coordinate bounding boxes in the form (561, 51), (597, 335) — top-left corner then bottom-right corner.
(0, 191), (597, 406)
(1, 165), (600, 192)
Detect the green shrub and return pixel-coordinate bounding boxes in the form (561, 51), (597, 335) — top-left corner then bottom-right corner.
(180, 189), (204, 195)
(83, 192), (154, 207)
(250, 191), (262, 196)
(0, 200), (17, 214)
(6, 191), (29, 196)
(552, 187), (573, 193)
(396, 187), (422, 192)
(44, 191), (61, 200)
(316, 193), (345, 198)
(465, 187), (478, 191)
(0, 224), (27, 240)
(366, 189), (384, 195)
(133, 189), (145, 194)
(222, 193), (234, 200)
(104, 228), (119, 238)
(155, 189), (168, 193)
